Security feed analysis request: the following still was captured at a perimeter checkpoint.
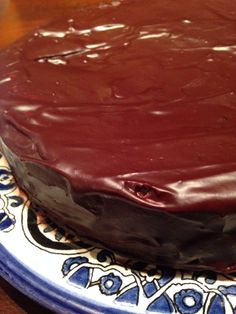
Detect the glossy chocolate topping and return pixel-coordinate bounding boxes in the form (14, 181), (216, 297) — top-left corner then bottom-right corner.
(1, 0), (236, 213)
(0, 0), (236, 271)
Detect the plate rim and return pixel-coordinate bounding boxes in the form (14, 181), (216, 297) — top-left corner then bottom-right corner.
(0, 244), (130, 314)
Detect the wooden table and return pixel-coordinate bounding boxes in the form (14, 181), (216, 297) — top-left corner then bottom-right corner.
(0, 0), (101, 312)
(0, 277), (53, 313)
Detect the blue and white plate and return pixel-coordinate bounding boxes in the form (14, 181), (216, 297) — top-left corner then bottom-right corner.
(0, 153), (236, 314)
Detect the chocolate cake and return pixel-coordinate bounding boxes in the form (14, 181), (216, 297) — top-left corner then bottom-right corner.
(0, 0), (236, 272)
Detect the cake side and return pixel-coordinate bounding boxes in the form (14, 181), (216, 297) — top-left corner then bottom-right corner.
(3, 142), (236, 273)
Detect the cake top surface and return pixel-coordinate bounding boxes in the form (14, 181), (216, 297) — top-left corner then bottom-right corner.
(0, 0), (236, 213)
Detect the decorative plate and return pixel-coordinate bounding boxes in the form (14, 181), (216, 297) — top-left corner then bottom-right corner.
(1, 153), (236, 314)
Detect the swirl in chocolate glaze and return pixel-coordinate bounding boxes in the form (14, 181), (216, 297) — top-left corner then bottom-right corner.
(0, 0), (236, 272)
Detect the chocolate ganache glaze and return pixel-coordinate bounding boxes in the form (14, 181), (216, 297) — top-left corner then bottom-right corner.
(0, 0), (236, 272)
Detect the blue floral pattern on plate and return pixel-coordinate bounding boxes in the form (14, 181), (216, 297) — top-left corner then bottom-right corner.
(0, 152), (236, 314)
